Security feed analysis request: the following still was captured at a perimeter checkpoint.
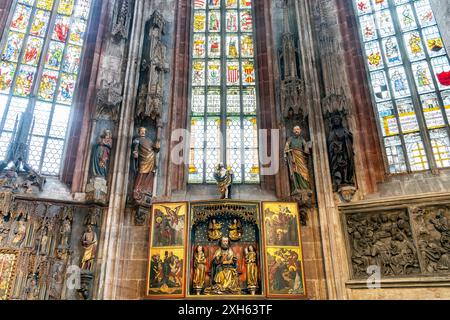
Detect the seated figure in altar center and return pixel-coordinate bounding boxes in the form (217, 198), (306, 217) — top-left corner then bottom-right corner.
(205, 237), (241, 295)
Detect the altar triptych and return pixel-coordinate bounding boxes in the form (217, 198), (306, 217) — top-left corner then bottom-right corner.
(145, 201), (307, 299)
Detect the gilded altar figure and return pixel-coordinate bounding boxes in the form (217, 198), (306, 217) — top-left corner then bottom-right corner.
(91, 129), (113, 178)
(12, 214), (27, 246)
(228, 218), (242, 241)
(213, 163), (233, 199)
(245, 245), (258, 289)
(132, 127), (161, 201)
(205, 237), (240, 294)
(284, 125), (311, 192)
(192, 245), (206, 290)
(80, 225), (98, 271)
(208, 218), (223, 241)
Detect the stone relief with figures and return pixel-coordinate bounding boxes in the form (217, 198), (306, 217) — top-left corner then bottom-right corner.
(345, 204), (450, 280)
(0, 194), (103, 300)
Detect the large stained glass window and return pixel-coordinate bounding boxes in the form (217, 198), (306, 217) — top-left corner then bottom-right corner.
(189, 0), (260, 184)
(0, 0), (94, 176)
(354, 0), (450, 173)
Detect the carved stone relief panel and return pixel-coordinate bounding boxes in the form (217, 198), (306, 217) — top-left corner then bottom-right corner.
(346, 210), (420, 279)
(344, 201), (450, 280)
(0, 194), (103, 300)
(410, 206), (450, 274)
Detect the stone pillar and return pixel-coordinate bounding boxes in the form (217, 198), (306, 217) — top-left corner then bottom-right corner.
(430, 0), (450, 54)
(96, 0), (146, 300)
(293, 0), (353, 299)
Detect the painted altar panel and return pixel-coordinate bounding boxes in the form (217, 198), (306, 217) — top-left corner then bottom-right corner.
(187, 201), (263, 297)
(262, 202), (307, 299)
(146, 202), (188, 298)
(0, 250), (18, 300)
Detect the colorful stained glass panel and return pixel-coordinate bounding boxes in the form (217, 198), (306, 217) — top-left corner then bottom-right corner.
(14, 65), (36, 97)
(58, 0), (75, 16)
(62, 45), (82, 74)
(10, 4), (32, 33)
(45, 41), (65, 70)
(2, 32), (25, 62)
(240, 10), (252, 32)
(207, 60), (221, 86)
(0, 62), (16, 94)
(69, 19), (87, 45)
(38, 69), (59, 101)
(30, 10), (51, 37)
(22, 37), (43, 66)
(36, 0), (54, 11)
(52, 15), (71, 42)
(57, 73), (76, 104)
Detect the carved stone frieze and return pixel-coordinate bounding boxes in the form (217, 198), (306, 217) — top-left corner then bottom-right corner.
(346, 210), (420, 278)
(344, 200), (450, 280)
(410, 206), (450, 274)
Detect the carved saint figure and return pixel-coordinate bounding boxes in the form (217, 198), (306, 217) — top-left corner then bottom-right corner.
(228, 218), (242, 241)
(80, 225), (98, 271)
(12, 214), (27, 246)
(60, 214), (72, 248)
(25, 273), (40, 300)
(245, 245), (258, 288)
(91, 129), (113, 178)
(132, 127), (161, 201)
(327, 114), (355, 190)
(213, 163), (233, 199)
(284, 126), (311, 191)
(192, 245), (206, 289)
(206, 237), (240, 294)
(208, 219), (223, 241)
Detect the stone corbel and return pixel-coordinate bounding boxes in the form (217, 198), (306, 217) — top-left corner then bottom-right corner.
(95, 80), (124, 122)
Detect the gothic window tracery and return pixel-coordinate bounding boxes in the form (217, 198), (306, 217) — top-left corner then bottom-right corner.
(188, 0), (260, 184)
(0, 0), (94, 176)
(354, 0), (450, 173)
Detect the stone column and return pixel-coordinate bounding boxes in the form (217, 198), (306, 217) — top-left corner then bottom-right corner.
(430, 0), (450, 54)
(293, 0), (352, 299)
(96, 0), (146, 300)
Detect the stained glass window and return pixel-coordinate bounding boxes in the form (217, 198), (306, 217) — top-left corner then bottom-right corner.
(354, 0), (450, 173)
(189, 0), (260, 184)
(0, 0), (94, 176)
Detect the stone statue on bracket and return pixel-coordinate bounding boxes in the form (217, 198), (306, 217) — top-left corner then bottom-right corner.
(322, 92), (357, 202)
(285, 125), (312, 191)
(284, 124), (313, 225)
(132, 127), (161, 204)
(91, 129), (113, 178)
(327, 110), (356, 201)
(86, 129), (113, 204)
(213, 163), (233, 199)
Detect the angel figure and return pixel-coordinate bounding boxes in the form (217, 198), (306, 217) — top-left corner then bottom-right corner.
(208, 218), (223, 241)
(228, 218), (243, 241)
